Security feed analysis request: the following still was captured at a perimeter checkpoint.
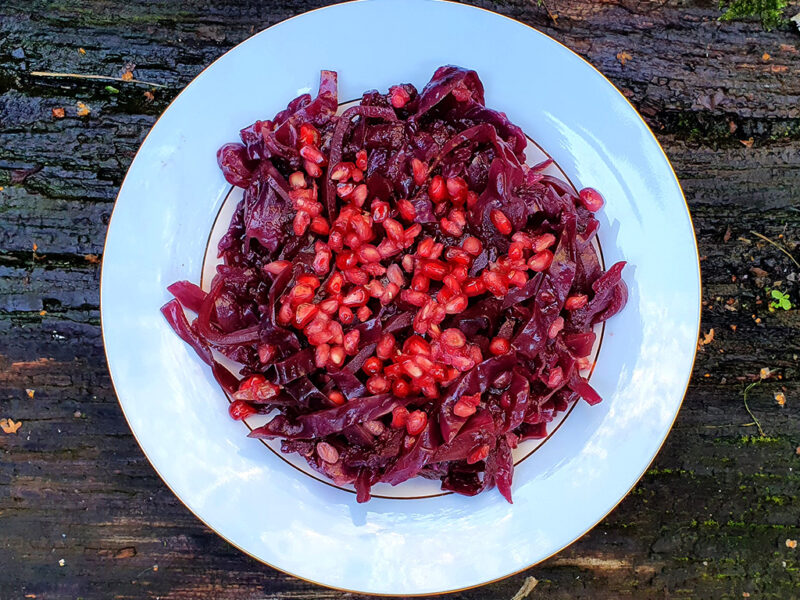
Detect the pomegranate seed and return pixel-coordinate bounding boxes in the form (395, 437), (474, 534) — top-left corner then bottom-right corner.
(438, 285), (454, 304)
(444, 247), (471, 265)
(508, 242), (525, 262)
(389, 85), (411, 108)
(299, 123), (320, 146)
(444, 294), (468, 314)
(326, 271), (344, 294)
(366, 279), (385, 298)
(292, 210), (311, 235)
(355, 149), (368, 171)
(442, 275), (461, 292)
(453, 398), (477, 418)
(277, 302), (293, 325)
(565, 294), (588, 310)
(420, 378), (438, 398)
(336, 183), (356, 199)
(344, 232), (362, 249)
(315, 343), (331, 368)
(405, 410), (428, 435)
(403, 224), (422, 246)
(319, 297), (339, 315)
(329, 162), (351, 182)
(229, 400), (257, 421)
(451, 265), (468, 281)
(309, 216), (330, 235)
(328, 230), (344, 252)
(397, 198), (417, 222)
(512, 232), (533, 248)
(350, 184), (368, 206)
(258, 344), (276, 363)
(304, 160), (322, 178)
(296, 274), (320, 289)
(384, 363), (403, 379)
(489, 336), (511, 355)
(482, 271), (509, 296)
(335, 250), (358, 270)
(356, 305), (372, 321)
(386, 263), (404, 287)
(377, 238), (400, 259)
(400, 289), (428, 306)
(289, 171), (306, 188)
(341, 286), (367, 307)
(338, 305), (354, 325)
(362, 262), (386, 276)
(371, 200), (390, 223)
(490, 209), (512, 235)
(467, 444), (490, 464)
(528, 249), (554, 272)
(547, 366), (564, 388)
(343, 329), (360, 355)
(439, 217), (463, 237)
(466, 190), (479, 208)
(366, 374), (390, 394)
(533, 233), (557, 252)
(380, 282), (399, 305)
(446, 177), (468, 204)
(329, 345), (345, 367)
(329, 321), (345, 345)
(289, 284), (315, 305)
(401, 358), (424, 379)
(404, 335), (432, 356)
(402, 254), (415, 272)
(411, 273), (430, 292)
(389, 378), (408, 397)
(579, 187), (605, 212)
(376, 332), (396, 360)
(410, 158), (427, 186)
(463, 277), (486, 296)
(422, 259), (449, 280)
(429, 242), (444, 260)
(316, 441), (339, 464)
(264, 260), (291, 275)
(548, 316), (565, 339)
(391, 405), (409, 428)
(441, 328), (466, 348)
(507, 269), (528, 288)
(328, 390), (346, 406)
(313, 246), (331, 275)
(357, 244), (381, 264)
(428, 175), (448, 203)
(294, 303), (319, 328)
(363, 356), (383, 376)
(299, 144), (325, 165)
(383, 218), (404, 242)
(461, 236), (482, 257)
(350, 168), (364, 183)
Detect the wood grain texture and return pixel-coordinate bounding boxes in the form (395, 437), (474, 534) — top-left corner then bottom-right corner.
(1, 1), (799, 598)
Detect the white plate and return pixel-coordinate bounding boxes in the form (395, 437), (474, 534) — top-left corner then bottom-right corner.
(101, 0), (701, 594)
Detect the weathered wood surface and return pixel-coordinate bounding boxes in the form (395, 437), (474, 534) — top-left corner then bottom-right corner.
(1, 0), (799, 598)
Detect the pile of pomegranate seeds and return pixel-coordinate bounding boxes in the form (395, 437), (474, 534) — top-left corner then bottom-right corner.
(162, 67), (627, 503)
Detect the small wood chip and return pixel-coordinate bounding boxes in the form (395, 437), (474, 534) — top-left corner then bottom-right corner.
(616, 51), (632, 65)
(760, 367), (772, 379)
(84, 254), (101, 264)
(510, 576), (539, 600)
(76, 101), (90, 117)
(26, 388), (35, 399)
(114, 546), (137, 559)
(775, 392), (786, 406)
(1, 418), (22, 434)
(723, 226), (732, 242)
(52, 107), (65, 118)
(78, 47), (86, 55)
(740, 137), (754, 148)
(762, 52), (771, 61)
(144, 90), (155, 102)
(699, 329), (715, 346)
(121, 71), (134, 81)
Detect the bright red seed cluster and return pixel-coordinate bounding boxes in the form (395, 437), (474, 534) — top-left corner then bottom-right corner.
(163, 67), (626, 503)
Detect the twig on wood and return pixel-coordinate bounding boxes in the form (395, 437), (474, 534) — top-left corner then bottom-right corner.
(30, 71), (166, 89)
(742, 380), (765, 438)
(530, 0), (558, 25)
(749, 230), (800, 269)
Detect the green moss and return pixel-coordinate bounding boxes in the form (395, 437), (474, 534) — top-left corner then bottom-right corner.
(719, 0), (789, 29)
(739, 435), (782, 445)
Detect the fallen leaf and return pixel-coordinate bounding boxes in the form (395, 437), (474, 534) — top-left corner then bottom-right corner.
(760, 367), (772, 379)
(114, 546), (137, 559)
(1, 418), (22, 434)
(775, 391), (786, 406)
(616, 51), (632, 65)
(762, 52), (771, 61)
(143, 90), (155, 102)
(787, 539), (798, 549)
(723, 226), (732, 242)
(78, 47), (86, 55)
(39, 310), (46, 316)
(26, 388), (35, 399)
(121, 71), (134, 81)
(84, 254), (101, 264)
(730, 324), (737, 332)
(76, 101), (90, 117)
(750, 267), (769, 278)
(740, 137), (754, 148)
(699, 329), (715, 346)
(52, 107), (65, 118)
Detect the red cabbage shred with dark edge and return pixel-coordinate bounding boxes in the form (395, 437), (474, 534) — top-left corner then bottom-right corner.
(162, 67), (627, 502)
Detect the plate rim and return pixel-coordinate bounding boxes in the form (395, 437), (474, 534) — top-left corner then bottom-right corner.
(99, 0), (702, 594)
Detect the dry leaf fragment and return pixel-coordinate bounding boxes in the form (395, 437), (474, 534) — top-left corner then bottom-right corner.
(723, 226), (732, 242)
(39, 310), (46, 316)
(728, 120), (738, 134)
(26, 388), (35, 399)
(740, 137), (754, 148)
(143, 90), (155, 102)
(114, 546), (137, 559)
(699, 329), (715, 346)
(616, 51), (632, 65)
(775, 392), (786, 406)
(76, 102), (90, 117)
(52, 107), (65, 118)
(770, 65), (788, 73)
(1, 418), (22, 434)
(760, 367), (772, 379)
(779, 44), (797, 53)
(78, 47), (86, 55)
(787, 539), (798, 549)
(762, 52), (771, 61)
(84, 254), (101, 264)
(121, 71), (134, 81)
